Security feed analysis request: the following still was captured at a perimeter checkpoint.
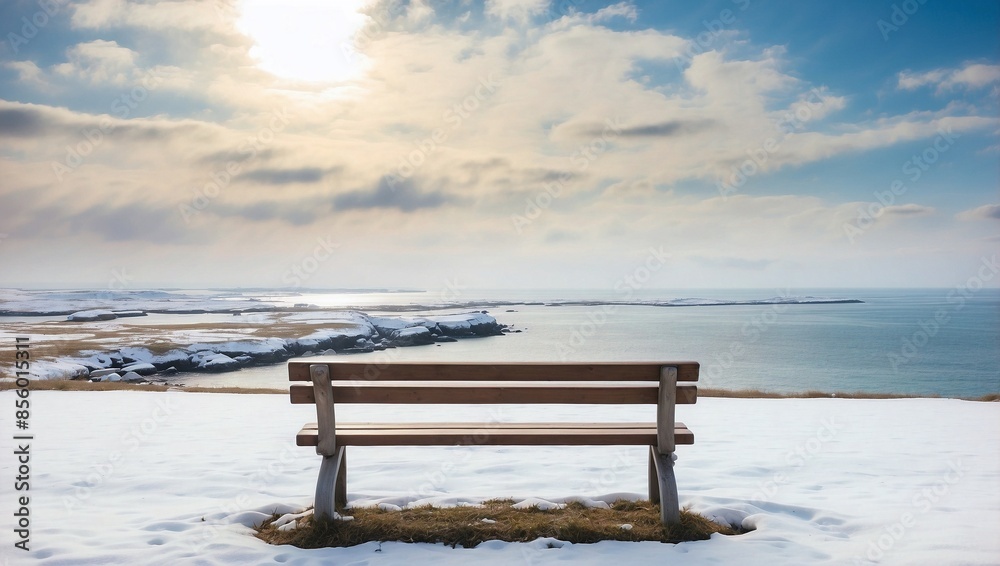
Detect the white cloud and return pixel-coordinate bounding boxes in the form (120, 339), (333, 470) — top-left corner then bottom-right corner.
(485, 0), (549, 24)
(957, 204), (1000, 221)
(898, 62), (1000, 92)
(3, 2), (998, 288)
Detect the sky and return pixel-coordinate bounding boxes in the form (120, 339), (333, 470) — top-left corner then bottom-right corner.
(0, 0), (997, 290)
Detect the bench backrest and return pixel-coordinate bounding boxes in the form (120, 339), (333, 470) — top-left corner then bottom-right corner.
(289, 360), (698, 456)
(288, 361), (698, 405)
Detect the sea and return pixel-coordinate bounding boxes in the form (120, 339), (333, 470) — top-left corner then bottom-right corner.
(155, 287), (999, 398)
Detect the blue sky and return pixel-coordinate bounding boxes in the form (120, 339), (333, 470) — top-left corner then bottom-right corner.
(0, 0), (997, 289)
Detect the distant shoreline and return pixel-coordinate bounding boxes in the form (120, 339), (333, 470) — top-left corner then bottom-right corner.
(0, 297), (864, 317)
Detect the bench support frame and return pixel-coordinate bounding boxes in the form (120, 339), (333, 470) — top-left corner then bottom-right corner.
(303, 362), (689, 524)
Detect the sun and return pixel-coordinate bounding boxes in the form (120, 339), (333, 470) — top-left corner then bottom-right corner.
(237, 0), (370, 84)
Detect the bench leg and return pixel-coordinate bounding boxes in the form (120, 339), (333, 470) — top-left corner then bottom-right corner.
(314, 446), (346, 520)
(648, 449), (660, 504)
(650, 446), (680, 525)
(335, 448), (347, 510)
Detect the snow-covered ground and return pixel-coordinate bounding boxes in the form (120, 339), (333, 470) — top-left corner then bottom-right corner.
(0, 391), (997, 565)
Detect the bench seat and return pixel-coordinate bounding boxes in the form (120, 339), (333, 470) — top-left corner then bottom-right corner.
(296, 421), (694, 446)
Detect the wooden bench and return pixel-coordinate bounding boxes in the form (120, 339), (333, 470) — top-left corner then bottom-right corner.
(288, 360), (699, 525)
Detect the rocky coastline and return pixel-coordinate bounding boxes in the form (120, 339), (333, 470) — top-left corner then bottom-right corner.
(33, 311), (509, 383)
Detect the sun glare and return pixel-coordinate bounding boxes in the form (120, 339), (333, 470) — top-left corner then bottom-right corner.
(237, 0), (370, 84)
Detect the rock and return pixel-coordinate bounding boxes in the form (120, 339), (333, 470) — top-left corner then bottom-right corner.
(108, 373), (124, 382)
(190, 351), (241, 372)
(389, 326), (433, 347)
(89, 368), (122, 378)
(433, 335), (458, 343)
(429, 312), (504, 337)
(122, 371), (145, 383)
(162, 367), (178, 375)
(66, 309), (117, 322)
(111, 310), (146, 318)
(234, 355), (253, 365)
(121, 362), (157, 376)
(31, 361), (91, 380)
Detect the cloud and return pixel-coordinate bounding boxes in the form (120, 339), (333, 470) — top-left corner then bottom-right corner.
(485, 0), (549, 23)
(882, 204), (935, 216)
(693, 257), (775, 270)
(616, 119), (717, 138)
(898, 62), (1000, 93)
(957, 204), (1000, 221)
(211, 199), (326, 225)
(240, 167), (335, 185)
(0, 105), (50, 136)
(333, 177), (460, 212)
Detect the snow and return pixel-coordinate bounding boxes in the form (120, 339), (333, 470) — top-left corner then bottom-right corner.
(0, 392), (996, 565)
(65, 309), (117, 321)
(27, 361), (90, 380)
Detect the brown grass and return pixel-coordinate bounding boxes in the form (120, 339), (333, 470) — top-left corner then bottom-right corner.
(255, 499), (742, 548)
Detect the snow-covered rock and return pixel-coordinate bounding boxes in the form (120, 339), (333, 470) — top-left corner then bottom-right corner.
(390, 325), (433, 347)
(111, 310), (147, 318)
(121, 371), (144, 383)
(31, 361), (91, 380)
(89, 368), (122, 378)
(66, 309), (117, 322)
(191, 352), (241, 372)
(121, 362), (157, 376)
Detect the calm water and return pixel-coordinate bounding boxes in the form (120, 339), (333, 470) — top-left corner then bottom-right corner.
(172, 288), (1000, 398)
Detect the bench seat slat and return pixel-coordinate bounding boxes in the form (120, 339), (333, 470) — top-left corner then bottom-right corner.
(288, 361), (699, 382)
(289, 382), (697, 405)
(296, 422), (694, 447)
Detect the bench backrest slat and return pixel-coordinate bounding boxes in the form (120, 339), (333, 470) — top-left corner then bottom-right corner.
(288, 361), (699, 383)
(290, 382), (698, 405)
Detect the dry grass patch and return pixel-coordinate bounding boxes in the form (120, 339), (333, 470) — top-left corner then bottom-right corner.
(256, 499), (743, 548)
